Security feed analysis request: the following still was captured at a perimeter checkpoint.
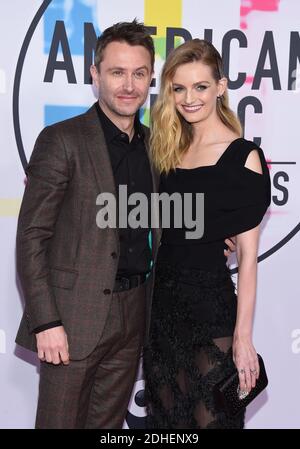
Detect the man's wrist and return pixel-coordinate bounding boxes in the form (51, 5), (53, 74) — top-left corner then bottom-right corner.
(34, 320), (62, 334)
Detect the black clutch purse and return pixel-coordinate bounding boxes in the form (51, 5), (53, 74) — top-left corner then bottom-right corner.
(213, 353), (268, 417)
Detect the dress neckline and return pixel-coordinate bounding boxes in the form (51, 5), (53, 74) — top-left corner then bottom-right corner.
(176, 137), (243, 171)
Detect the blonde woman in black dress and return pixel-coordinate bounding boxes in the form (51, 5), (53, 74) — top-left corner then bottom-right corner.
(143, 39), (271, 429)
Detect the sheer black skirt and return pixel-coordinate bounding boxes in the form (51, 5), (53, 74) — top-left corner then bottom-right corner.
(143, 261), (245, 429)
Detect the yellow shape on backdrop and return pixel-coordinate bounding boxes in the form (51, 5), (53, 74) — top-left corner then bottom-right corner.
(0, 199), (21, 217)
(144, 0), (182, 37)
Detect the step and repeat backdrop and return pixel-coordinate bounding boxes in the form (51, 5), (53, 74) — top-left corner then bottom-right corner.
(0, 0), (299, 428)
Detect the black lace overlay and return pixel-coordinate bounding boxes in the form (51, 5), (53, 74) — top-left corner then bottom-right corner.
(143, 261), (245, 429)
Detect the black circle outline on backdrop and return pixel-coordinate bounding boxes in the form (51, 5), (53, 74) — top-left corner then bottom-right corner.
(230, 222), (300, 274)
(13, 0), (51, 170)
(12, 0), (300, 267)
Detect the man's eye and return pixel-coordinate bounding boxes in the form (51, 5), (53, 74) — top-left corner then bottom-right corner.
(112, 71), (122, 76)
(135, 72), (145, 78)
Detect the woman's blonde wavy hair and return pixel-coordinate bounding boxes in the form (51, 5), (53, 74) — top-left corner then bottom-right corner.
(150, 39), (242, 174)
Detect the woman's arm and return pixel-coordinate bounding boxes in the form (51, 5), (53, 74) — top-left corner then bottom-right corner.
(233, 149), (263, 394)
(234, 225), (260, 393)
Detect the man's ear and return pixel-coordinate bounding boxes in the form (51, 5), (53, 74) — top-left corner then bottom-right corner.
(90, 64), (99, 86)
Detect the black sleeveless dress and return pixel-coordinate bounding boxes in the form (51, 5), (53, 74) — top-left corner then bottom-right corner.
(143, 138), (271, 429)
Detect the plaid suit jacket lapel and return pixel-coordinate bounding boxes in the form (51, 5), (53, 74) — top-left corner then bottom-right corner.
(83, 105), (119, 247)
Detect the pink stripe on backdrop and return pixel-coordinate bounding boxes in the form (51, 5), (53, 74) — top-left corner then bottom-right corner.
(240, 0), (280, 29)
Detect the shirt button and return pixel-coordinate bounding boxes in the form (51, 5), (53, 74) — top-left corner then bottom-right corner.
(111, 252), (117, 259)
(103, 289), (111, 295)
(131, 181), (135, 187)
(128, 247), (133, 253)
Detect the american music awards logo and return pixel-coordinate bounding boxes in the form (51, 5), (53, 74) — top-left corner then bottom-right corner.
(13, 3), (299, 273)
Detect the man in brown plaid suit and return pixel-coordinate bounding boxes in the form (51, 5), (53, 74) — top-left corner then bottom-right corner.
(15, 20), (161, 429)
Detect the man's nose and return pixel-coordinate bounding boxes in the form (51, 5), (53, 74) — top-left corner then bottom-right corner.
(123, 74), (134, 92)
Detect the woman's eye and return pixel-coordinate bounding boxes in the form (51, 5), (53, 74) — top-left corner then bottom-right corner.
(173, 87), (183, 92)
(196, 85), (207, 91)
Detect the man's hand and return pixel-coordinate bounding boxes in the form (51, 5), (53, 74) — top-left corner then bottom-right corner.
(36, 326), (69, 365)
(224, 236), (236, 258)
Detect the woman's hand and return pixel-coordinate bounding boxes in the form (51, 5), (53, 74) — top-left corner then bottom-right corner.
(232, 334), (260, 397)
(224, 236), (236, 258)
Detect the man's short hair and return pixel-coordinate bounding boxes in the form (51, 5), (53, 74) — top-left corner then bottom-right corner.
(94, 19), (155, 71)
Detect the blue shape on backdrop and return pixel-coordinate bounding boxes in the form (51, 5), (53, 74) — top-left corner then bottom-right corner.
(43, 1), (101, 125)
(44, 105), (87, 126)
(44, 0), (100, 55)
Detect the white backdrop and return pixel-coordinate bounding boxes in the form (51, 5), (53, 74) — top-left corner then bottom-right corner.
(0, 0), (299, 429)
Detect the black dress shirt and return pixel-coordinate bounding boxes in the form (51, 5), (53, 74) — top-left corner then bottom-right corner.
(95, 102), (153, 276)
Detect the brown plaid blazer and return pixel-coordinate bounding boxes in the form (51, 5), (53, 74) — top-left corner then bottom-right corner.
(15, 104), (161, 360)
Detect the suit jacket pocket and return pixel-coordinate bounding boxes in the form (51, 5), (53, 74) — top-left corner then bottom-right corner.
(49, 267), (79, 290)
